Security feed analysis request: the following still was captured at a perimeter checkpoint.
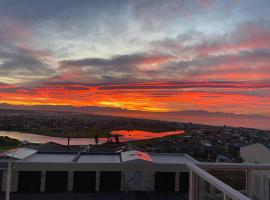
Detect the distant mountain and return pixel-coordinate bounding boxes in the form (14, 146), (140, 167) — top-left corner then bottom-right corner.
(0, 103), (269, 130)
(166, 110), (269, 119)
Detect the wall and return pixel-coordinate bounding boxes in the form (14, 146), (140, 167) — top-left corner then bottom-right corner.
(1, 162), (189, 193)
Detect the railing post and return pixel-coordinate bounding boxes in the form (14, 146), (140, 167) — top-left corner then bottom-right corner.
(210, 184), (215, 196)
(246, 169), (253, 198)
(199, 176), (205, 200)
(189, 169), (195, 200)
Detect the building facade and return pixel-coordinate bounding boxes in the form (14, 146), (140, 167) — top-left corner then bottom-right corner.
(1, 148), (270, 200)
(0, 150), (195, 193)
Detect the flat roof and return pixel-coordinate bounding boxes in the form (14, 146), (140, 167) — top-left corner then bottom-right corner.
(150, 153), (197, 164)
(23, 154), (75, 163)
(77, 154), (121, 163)
(0, 150), (197, 165)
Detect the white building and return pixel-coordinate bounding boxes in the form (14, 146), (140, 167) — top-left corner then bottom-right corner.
(0, 149), (195, 193)
(240, 143), (270, 200)
(240, 143), (270, 163)
(0, 148), (270, 200)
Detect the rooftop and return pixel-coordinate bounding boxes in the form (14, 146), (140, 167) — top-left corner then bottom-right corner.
(0, 148), (196, 164)
(5, 148), (37, 160)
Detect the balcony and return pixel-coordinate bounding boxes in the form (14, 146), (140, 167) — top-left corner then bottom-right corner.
(188, 162), (270, 200)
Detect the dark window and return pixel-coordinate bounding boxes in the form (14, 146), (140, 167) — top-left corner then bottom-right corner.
(45, 171), (68, 192)
(154, 172), (175, 192)
(18, 171), (41, 192)
(73, 171), (96, 192)
(99, 171), (121, 192)
(179, 172), (189, 193)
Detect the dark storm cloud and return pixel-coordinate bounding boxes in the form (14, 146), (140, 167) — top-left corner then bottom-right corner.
(0, 7), (57, 83)
(0, 0), (115, 23)
(152, 20), (270, 56)
(0, 0), (130, 34)
(1, 0), (269, 85)
(58, 46), (270, 83)
(0, 43), (55, 82)
(60, 53), (171, 68)
(98, 82), (270, 91)
(0, 47), (51, 72)
(59, 55), (138, 82)
(154, 48), (270, 79)
(58, 53), (173, 82)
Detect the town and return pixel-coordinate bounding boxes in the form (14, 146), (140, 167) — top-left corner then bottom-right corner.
(132, 123), (270, 162)
(0, 109), (269, 163)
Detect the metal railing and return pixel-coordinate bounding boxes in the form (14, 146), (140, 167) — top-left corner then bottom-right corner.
(187, 163), (250, 200)
(197, 162), (270, 200)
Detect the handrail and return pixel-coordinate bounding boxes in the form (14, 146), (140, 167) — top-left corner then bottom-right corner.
(197, 162), (270, 170)
(187, 162), (250, 200)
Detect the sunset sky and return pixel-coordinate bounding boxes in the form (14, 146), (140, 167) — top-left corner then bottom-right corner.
(0, 0), (270, 116)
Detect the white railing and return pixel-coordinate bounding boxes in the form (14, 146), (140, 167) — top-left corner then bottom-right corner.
(197, 162), (270, 200)
(187, 163), (250, 200)
(197, 162), (270, 170)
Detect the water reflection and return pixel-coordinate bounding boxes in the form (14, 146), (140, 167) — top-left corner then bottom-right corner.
(111, 130), (184, 141)
(0, 130), (184, 145)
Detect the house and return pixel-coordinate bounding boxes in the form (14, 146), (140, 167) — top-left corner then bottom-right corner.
(240, 143), (270, 163)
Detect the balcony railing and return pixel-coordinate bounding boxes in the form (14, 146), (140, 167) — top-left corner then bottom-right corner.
(198, 163), (270, 200)
(187, 163), (250, 200)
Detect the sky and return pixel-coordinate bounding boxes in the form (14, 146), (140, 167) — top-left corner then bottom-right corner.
(0, 0), (270, 116)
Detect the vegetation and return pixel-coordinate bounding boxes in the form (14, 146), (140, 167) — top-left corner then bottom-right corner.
(34, 128), (111, 138)
(0, 136), (20, 151)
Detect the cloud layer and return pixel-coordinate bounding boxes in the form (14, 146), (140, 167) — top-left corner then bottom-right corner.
(0, 0), (270, 116)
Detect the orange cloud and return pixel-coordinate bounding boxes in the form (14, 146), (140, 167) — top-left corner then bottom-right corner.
(1, 81), (270, 116)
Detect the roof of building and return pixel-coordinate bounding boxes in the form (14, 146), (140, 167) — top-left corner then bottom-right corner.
(5, 148), (37, 160)
(77, 154), (121, 163)
(240, 143), (270, 163)
(150, 153), (196, 164)
(24, 153), (75, 163)
(0, 149), (196, 165)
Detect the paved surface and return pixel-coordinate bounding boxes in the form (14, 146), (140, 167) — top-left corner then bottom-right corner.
(0, 192), (188, 200)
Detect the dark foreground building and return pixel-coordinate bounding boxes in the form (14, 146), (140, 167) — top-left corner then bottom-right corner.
(0, 148), (269, 200)
(0, 149), (192, 193)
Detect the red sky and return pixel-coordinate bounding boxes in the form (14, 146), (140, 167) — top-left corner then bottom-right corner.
(0, 0), (270, 117)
